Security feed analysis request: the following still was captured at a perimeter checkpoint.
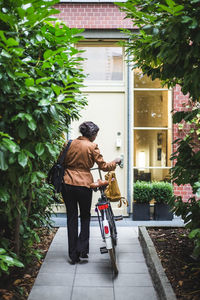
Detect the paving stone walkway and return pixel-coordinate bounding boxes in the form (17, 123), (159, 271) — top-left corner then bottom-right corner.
(28, 226), (158, 300)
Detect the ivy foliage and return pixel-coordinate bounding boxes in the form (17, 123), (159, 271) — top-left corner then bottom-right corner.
(118, 0), (200, 257)
(0, 0), (86, 274)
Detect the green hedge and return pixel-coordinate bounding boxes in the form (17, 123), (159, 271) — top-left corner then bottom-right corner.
(133, 181), (173, 204)
(152, 181), (173, 204)
(133, 181), (152, 203)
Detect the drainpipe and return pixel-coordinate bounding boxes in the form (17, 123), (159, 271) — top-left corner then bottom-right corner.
(127, 53), (133, 215)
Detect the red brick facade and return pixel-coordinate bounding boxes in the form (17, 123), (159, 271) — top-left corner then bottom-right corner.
(55, 2), (194, 202)
(54, 3), (133, 29)
(173, 86), (194, 201)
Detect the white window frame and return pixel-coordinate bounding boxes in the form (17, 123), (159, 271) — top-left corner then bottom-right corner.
(132, 82), (173, 177)
(77, 42), (126, 92)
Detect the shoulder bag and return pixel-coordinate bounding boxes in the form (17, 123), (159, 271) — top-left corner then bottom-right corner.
(47, 140), (72, 193)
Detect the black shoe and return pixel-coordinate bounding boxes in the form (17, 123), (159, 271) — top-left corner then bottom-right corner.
(80, 253), (88, 259)
(70, 257), (80, 264)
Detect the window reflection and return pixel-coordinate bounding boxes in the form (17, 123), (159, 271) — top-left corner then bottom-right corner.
(134, 68), (166, 88)
(134, 91), (169, 127)
(134, 130), (171, 168)
(77, 46), (123, 81)
(134, 168), (170, 182)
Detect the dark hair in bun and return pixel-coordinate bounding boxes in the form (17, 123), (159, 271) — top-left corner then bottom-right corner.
(79, 121), (99, 138)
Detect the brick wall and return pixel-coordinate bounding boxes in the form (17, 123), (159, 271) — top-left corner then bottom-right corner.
(173, 86), (194, 201)
(54, 3), (134, 29)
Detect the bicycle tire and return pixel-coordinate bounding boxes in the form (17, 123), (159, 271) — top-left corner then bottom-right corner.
(107, 205), (117, 246)
(108, 246), (118, 275)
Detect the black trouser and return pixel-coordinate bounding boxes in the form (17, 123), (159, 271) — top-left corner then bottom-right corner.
(62, 184), (92, 261)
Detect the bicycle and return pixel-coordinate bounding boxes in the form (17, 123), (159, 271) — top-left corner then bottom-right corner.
(90, 168), (123, 275)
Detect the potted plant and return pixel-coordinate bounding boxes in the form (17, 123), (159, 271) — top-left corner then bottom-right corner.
(133, 181), (152, 220)
(152, 181), (173, 220)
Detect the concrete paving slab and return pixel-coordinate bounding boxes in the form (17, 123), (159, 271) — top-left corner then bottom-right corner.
(117, 252), (146, 262)
(45, 251), (68, 261)
(74, 273), (113, 287)
(117, 238), (140, 245)
(113, 273), (154, 287)
(34, 272), (74, 286)
(114, 286), (158, 300)
(40, 261), (76, 273)
(71, 287), (114, 300)
(117, 262), (148, 274)
(117, 243), (142, 253)
(76, 262), (112, 274)
(28, 286), (72, 300)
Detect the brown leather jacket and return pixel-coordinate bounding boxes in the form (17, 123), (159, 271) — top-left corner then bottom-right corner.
(63, 136), (116, 188)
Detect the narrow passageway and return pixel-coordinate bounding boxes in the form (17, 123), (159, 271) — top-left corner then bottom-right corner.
(28, 226), (158, 300)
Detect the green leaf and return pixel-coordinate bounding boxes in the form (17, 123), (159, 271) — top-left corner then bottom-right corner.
(28, 119), (36, 131)
(0, 188), (10, 202)
(25, 78), (34, 87)
(51, 84), (61, 96)
(12, 47), (24, 56)
(39, 99), (51, 106)
(46, 143), (57, 156)
(18, 151), (28, 168)
(0, 151), (8, 170)
(189, 229), (200, 239)
(57, 94), (65, 102)
(15, 72), (29, 78)
(31, 173), (38, 183)
(6, 38), (19, 47)
(0, 248), (6, 255)
(36, 171), (46, 179)
(165, 0), (175, 7)
(0, 261), (8, 272)
(36, 77), (51, 84)
(35, 143), (45, 156)
(2, 138), (20, 153)
(12, 258), (24, 268)
(1, 49), (11, 58)
(36, 34), (43, 42)
(44, 49), (53, 60)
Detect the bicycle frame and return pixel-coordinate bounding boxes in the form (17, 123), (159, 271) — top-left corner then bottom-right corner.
(91, 167), (119, 274)
(95, 198), (113, 250)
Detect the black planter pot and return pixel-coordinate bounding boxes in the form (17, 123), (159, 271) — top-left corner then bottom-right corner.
(132, 203), (150, 220)
(154, 203), (173, 220)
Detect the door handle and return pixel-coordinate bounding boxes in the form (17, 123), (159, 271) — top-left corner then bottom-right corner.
(119, 154), (124, 168)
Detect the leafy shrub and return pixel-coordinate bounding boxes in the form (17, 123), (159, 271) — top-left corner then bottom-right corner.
(0, 0), (86, 275)
(152, 181), (173, 204)
(0, 248), (24, 276)
(133, 181), (152, 203)
(168, 196), (200, 259)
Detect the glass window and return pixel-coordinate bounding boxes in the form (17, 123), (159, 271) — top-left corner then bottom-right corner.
(133, 69), (172, 182)
(134, 168), (170, 182)
(134, 68), (167, 88)
(134, 91), (169, 127)
(134, 130), (171, 168)
(77, 46), (123, 81)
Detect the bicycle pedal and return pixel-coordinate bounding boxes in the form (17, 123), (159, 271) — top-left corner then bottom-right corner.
(100, 246), (108, 254)
(114, 215), (123, 221)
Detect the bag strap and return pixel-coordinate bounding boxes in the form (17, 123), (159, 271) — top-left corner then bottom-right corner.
(58, 139), (72, 165)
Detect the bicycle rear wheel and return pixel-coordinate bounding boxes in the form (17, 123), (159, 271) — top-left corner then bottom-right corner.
(108, 238), (118, 274)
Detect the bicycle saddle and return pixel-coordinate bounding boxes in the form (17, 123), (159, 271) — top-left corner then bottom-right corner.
(90, 179), (109, 189)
